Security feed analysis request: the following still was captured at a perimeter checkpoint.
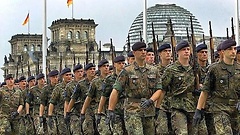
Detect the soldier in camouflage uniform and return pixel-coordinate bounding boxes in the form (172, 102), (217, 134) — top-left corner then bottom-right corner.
(158, 41), (208, 135)
(155, 43), (172, 135)
(39, 70), (59, 134)
(26, 73), (46, 134)
(66, 63), (96, 135)
(127, 51), (135, 65)
(64, 64), (84, 134)
(48, 68), (72, 134)
(97, 56), (126, 135)
(80, 59), (110, 135)
(194, 39), (240, 134)
(108, 42), (162, 135)
(0, 74), (24, 134)
(145, 47), (155, 65)
(236, 46), (240, 64)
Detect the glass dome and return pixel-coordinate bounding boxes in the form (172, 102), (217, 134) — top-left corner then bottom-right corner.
(127, 4), (204, 46)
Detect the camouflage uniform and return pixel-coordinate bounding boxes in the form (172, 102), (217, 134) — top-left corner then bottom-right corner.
(0, 87), (24, 134)
(26, 85), (44, 134)
(155, 64), (170, 135)
(19, 88), (29, 134)
(40, 84), (55, 134)
(102, 73), (126, 135)
(48, 82), (68, 135)
(161, 61), (208, 135)
(71, 78), (94, 135)
(113, 62), (162, 135)
(87, 76), (110, 135)
(201, 61), (240, 134)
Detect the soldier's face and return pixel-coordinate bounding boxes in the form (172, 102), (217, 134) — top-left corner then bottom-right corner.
(86, 67), (96, 77)
(127, 57), (135, 64)
(6, 78), (14, 87)
(237, 52), (240, 62)
(134, 48), (146, 61)
(74, 69), (84, 79)
(50, 75), (58, 85)
(145, 52), (155, 64)
(38, 78), (45, 85)
(28, 80), (35, 87)
(100, 64), (109, 76)
(19, 80), (26, 88)
(197, 49), (208, 62)
(115, 61), (125, 72)
(178, 47), (190, 59)
(223, 46), (236, 60)
(63, 72), (72, 83)
(159, 48), (172, 61)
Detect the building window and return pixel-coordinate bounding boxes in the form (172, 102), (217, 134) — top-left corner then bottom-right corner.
(37, 45), (41, 51)
(31, 44), (35, 51)
(24, 45), (28, 52)
(67, 31), (73, 39)
(76, 31), (80, 39)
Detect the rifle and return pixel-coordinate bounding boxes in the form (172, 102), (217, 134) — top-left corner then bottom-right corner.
(226, 28), (229, 39)
(169, 19), (176, 62)
(202, 34), (205, 44)
(209, 21), (215, 64)
(186, 27), (191, 43)
(27, 61), (31, 76)
(86, 43), (89, 65)
(98, 41), (102, 62)
(127, 34), (131, 53)
(16, 64), (19, 79)
(110, 38), (116, 64)
(151, 22), (159, 64)
(73, 51), (76, 66)
(60, 54), (62, 72)
(140, 31), (143, 42)
(190, 16), (200, 91)
(231, 17), (235, 40)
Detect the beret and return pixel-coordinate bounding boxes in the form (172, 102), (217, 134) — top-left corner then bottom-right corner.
(114, 56), (125, 63)
(18, 76), (26, 82)
(158, 43), (171, 52)
(127, 51), (134, 57)
(221, 39), (236, 50)
(85, 63), (95, 70)
(48, 70), (59, 77)
(196, 43), (207, 52)
(176, 40), (189, 51)
(132, 42), (146, 51)
(73, 64), (83, 72)
(237, 46), (240, 53)
(217, 43), (222, 51)
(5, 74), (13, 80)
(109, 65), (114, 70)
(146, 47), (154, 53)
(27, 76), (35, 82)
(98, 59), (109, 67)
(60, 67), (71, 76)
(14, 79), (19, 83)
(36, 73), (45, 80)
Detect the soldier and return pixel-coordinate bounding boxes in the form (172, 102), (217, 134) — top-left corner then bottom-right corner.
(157, 41), (208, 134)
(97, 55), (126, 135)
(236, 46), (240, 64)
(26, 73), (45, 134)
(214, 51), (220, 63)
(64, 64), (84, 134)
(108, 42), (162, 135)
(0, 74), (24, 134)
(48, 68), (72, 134)
(127, 51), (135, 65)
(18, 76), (27, 91)
(194, 39), (240, 134)
(80, 59), (110, 135)
(108, 65), (114, 75)
(39, 70), (59, 134)
(155, 43), (172, 135)
(216, 43), (223, 62)
(145, 47), (155, 65)
(14, 79), (19, 88)
(65, 63), (96, 135)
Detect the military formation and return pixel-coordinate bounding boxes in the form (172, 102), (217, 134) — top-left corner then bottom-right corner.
(0, 38), (240, 135)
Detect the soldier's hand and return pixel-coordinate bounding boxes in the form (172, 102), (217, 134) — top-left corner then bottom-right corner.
(11, 111), (19, 119)
(26, 114), (32, 122)
(193, 109), (202, 126)
(96, 113), (102, 127)
(192, 89), (201, 96)
(236, 102), (240, 112)
(39, 116), (44, 127)
(200, 108), (206, 121)
(154, 108), (160, 120)
(64, 112), (71, 125)
(48, 116), (54, 129)
(140, 99), (154, 109)
(79, 114), (85, 125)
(106, 110), (115, 125)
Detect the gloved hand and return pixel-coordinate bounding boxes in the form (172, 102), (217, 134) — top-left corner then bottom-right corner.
(106, 110), (115, 125)
(140, 99), (154, 109)
(96, 113), (102, 127)
(236, 102), (240, 112)
(193, 109), (202, 126)
(39, 116), (44, 127)
(200, 108), (206, 121)
(25, 114), (32, 122)
(64, 112), (71, 125)
(154, 108), (160, 120)
(48, 116), (54, 129)
(79, 114), (85, 125)
(11, 111), (19, 119)
(192, 89), (201, 96)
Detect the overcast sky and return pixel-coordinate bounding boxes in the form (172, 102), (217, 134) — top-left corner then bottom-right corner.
(0, 0), (236, 81)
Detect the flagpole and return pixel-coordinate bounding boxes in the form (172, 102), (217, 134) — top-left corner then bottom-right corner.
(72, 0), (74, 18)
(28, 10), (30, 34)
(42, 0), (47, 79)
(143, 0), (147, 43)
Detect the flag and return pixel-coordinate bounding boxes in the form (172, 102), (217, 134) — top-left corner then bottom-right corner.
(22, 13), (29, 26)
(67, 0), (73, 7)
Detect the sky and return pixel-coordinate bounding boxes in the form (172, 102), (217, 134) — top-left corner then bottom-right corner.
(0, 0), (236, 81)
